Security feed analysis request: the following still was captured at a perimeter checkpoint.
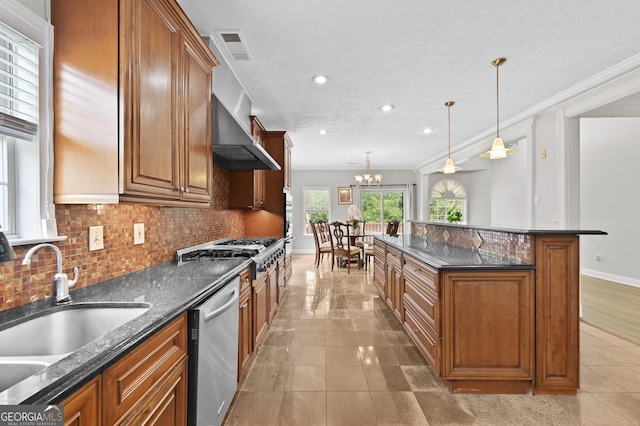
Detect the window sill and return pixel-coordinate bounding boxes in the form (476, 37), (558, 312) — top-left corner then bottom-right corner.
(9, 235), (67, 246)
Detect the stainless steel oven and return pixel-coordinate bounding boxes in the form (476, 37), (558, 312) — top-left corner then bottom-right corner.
(284, 188), (293, 256)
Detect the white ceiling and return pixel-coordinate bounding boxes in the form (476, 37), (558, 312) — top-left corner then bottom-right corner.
(178, 0), (640, 172)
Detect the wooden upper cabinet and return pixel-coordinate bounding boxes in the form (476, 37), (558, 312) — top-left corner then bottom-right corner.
(53, 0), (217, 207)
(121, 0), (180, 199)
(228, 117), (266, 209)
(180, 29), (215, 202)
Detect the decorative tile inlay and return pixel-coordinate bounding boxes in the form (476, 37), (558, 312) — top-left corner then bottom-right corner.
(472, 231), (484, 250)
(442, 244), (450, 256)
(443, 229), (450, 242)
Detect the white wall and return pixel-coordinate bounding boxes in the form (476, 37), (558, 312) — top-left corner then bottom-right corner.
(580, 118), (640, 284)
(291, 169), (416, 253)
(466, 170), (492, 225)
(490, 138), (529, 228)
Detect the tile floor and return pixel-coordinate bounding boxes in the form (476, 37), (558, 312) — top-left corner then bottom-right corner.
(223, 254), (640, 425)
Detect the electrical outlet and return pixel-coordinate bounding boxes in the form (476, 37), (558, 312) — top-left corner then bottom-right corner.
(534, 195), (540, 204)
(541, 149), (547, 159)
(89, 226), (104, 251)
(552, 213), (559, 223)
(134, 223), (145, 245)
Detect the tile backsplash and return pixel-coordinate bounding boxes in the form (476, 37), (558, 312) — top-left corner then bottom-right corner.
(0, 165), (244, 313)
(411, 221), (533, 264)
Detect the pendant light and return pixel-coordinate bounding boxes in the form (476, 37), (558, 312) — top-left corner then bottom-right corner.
(438, 101), (461, 174)
(354, 151), (382, 186)
(480, 57), (516, 159)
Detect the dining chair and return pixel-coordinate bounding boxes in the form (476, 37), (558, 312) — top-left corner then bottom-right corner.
(311, 221), (333, 268)
(329, 221), (361, 273)
(386, 220), (400, 236)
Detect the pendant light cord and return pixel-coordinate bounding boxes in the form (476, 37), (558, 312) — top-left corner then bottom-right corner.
(447, 103), (452, 156)
(495, 62), (500, 139)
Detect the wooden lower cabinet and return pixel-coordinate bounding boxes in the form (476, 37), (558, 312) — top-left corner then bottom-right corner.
(372, 240), (386, 298)
(441, 270), (534, 394)
(60, 315), (188, 425)
(385, 247), (403, 320)
(375, 240), (537, 394)
(121, 357), (188, 425)
(103, 315), (187, 425)
(63, 377), (102, 426)
(267, 263), (278, 320)
(238, 267), (253, 380)
(534, 235), (580, 394)
(253, 273), (269, 346)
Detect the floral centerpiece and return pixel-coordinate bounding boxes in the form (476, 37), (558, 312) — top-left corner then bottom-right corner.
(348, 204), (362, 234)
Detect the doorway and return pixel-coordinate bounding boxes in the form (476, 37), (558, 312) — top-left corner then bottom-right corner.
(360, 187), (407, 235)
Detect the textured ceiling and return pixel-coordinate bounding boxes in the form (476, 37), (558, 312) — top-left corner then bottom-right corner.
(178, 0), (640, 171)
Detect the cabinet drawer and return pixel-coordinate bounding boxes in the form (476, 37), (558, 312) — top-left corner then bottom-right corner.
(239, 267), (252, 294)
(403, 256), (438, 296)
(403, 288), (438, 333)
(103, 314), (187, 425)
(404, 303), (440, 374)
(373, 240), (385, 257)
(386, 247), (402, 269)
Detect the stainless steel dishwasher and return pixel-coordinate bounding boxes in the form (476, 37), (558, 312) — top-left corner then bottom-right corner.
(187, 276), (239, 426)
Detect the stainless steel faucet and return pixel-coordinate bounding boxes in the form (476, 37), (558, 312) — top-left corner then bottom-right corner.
(22, 243), (79, 304)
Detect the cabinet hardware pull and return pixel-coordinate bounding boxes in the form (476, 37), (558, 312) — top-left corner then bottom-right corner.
(240, 303), (248, 309)
(413, 328), (420, 333)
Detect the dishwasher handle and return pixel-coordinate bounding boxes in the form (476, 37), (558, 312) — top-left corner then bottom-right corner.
(204, 288), (239, 323)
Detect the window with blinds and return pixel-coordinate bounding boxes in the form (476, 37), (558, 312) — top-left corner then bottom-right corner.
(0, 22), (39, 236)
(0, 22), (39, 139)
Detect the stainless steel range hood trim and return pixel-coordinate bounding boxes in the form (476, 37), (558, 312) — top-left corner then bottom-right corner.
(212, 95), (281, 171)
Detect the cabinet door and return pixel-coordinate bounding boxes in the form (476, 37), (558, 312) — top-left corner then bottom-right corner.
(122, 356), (188, 426)
(181, 32), (213, 201)
(253, 274), (269, 345)
(253, 170), (265, 208)
(63, 376), (102, 426)
(268, 266), (278, 320)
(238, 267), (253, 380)
(442, 270), (534, 385)
(122, 0), (180, 198)
(103, 314), (187, 425)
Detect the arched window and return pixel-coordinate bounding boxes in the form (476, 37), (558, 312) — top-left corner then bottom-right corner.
(429, 179), (466, 222)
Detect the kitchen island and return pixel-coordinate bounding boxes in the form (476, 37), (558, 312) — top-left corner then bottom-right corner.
(373, 221), (605, 395)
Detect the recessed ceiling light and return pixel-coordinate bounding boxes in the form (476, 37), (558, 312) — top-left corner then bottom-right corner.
(380, 104), (395, 112)
(318, 129), (328, 135)
(421, 127), (434, 134)
(312, 75), (328, 84)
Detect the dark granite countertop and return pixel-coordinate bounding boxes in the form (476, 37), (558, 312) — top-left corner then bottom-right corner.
(409, 220), (607, 236)
(0, 257), (251, 405)
(375, 234), (535, 270)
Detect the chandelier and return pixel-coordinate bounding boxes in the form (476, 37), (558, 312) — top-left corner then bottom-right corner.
(354, 151), (382, 186)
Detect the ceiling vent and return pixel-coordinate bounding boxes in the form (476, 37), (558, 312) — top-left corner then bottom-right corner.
(217, 31), (252, 61)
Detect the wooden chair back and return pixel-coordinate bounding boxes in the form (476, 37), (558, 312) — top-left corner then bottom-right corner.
(386, 220), (400, 236)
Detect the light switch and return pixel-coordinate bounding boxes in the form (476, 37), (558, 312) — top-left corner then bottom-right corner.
(134, 223), (145, 245)
(89, 226), (104, 251)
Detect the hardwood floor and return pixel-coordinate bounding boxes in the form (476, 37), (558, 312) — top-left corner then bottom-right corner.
(223, 254), (640, 425)
(582, 274), (640, 345)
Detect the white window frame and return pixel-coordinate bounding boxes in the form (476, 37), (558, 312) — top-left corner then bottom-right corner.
(429, 179), (467, 223)
(303, 186), (330, 235)
(1, 0), (62, 245)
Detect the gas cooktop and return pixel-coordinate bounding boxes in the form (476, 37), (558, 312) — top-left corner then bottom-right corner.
(176, 237), (284, 269)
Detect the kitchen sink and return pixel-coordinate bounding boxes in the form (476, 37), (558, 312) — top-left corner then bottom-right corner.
(0, 360), (52, 393)
(0, 302), (152, 357)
